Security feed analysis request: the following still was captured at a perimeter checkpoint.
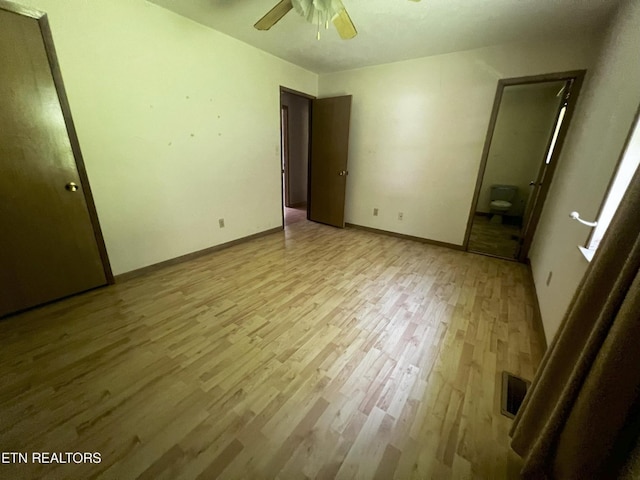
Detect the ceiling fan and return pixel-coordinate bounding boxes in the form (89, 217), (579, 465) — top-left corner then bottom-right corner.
(254, 0), (422, 40)
(254, 0), (358, 39)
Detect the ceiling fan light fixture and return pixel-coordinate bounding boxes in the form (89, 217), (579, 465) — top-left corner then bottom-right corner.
(291, 0), (343, 24)
(254, 0), (357, 40)
(291, 0), (357, 40)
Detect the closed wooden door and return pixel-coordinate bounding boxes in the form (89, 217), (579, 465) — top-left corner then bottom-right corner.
(308, 96), (352, 227)
(0, 6), (109, 317)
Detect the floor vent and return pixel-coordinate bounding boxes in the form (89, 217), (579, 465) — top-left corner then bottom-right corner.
(501, 371), (531, 419)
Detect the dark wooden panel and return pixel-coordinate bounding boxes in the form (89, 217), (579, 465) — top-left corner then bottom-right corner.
(309, 95), (352, 228)
(0, 9), (107, 316)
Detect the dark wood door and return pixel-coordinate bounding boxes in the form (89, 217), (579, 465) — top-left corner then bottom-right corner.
(309, 96), (352, 227)
(0, 7), (108, 317)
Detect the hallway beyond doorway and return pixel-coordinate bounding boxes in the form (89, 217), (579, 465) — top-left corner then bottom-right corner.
(284, 205), (307, 226)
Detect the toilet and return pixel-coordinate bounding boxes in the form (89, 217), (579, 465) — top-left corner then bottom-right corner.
(489, 185), (518, 223)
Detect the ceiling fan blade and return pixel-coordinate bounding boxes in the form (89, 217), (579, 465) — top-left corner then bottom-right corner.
(332, 8), (357, 40)
(254, 0), (293, 31)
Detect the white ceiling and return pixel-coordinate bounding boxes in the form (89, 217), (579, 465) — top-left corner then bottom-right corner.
(147, 0), (617, 74)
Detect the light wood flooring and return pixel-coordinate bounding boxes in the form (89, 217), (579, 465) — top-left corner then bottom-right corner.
(284, 206), (307, 226)
(468, 215), (522, 260)
(0, 220), (545, 479)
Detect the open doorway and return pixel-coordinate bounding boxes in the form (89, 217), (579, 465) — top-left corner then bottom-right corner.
(464, 71), (585, 261)
(280, 87), (313, 226)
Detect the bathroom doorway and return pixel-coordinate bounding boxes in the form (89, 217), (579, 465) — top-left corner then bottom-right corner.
(464, 71), (585, 261)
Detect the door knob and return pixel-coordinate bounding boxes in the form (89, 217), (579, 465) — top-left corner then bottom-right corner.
(338, 170), (349, 176)
(65, 182), (79, 192)
(529, 181), (541, 186)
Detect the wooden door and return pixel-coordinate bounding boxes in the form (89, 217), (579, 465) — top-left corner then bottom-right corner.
(0, 6), (110, 317)
(518, 81), (576, 261)
(308, 96), (352, 227)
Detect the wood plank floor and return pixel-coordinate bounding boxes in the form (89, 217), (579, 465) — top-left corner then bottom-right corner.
(468, 215), (522, 260)
(0, 220), (546, 479)
(284, 206), (307, 226)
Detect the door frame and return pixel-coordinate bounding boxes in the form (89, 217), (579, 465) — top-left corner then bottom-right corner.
(1, 0), (113, 283)
(281, 104), (291, 207)
(462, 70), (586, 262)
(279, 86), (315, 226)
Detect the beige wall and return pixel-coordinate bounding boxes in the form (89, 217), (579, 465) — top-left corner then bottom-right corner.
(529, 0), (640, 342)
(20, 0), (318, 275)
(16, 0), (631, 347)
(477, 82), (564, 216)
(281, 92), (310, 206)
(317, 37), (597, 245)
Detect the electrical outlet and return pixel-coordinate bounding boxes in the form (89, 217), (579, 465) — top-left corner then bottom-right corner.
(546, 271), (553, 286)
(373, 208), (378, 216)
(218, 218), (225, 228)
(398, 212), (403, 221)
